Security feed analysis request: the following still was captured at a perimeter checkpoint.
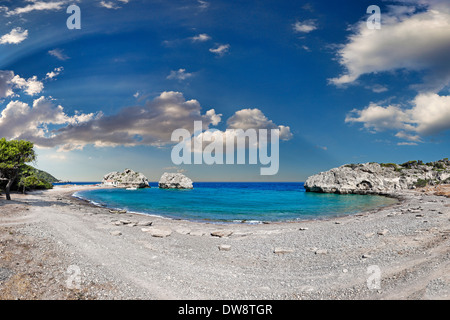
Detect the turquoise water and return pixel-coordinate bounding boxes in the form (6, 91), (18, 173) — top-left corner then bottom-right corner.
(74, 182), (397, 223)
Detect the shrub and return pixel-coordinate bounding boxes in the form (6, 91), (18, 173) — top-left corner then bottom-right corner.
(414, 179), (428, 188)
(380, 163), (397, 169)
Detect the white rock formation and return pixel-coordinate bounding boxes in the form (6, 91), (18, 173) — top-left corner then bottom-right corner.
(304, 160), (450, 195)
(102, 169), (149, 188)
(158, 172), (193, 189)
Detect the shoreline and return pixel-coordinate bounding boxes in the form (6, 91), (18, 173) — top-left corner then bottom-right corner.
(1, 185), (449, 299)
(68, 185), (402, 225)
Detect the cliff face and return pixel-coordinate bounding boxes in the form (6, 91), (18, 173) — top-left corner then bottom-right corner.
(304, 159), (450, 195)
(102, 169), (149, 188)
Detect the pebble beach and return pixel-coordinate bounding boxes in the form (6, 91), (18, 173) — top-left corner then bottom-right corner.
(0, 185), (449, 299)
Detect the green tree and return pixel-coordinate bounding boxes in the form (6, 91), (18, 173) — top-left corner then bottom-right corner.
(0, 138), (36, 200)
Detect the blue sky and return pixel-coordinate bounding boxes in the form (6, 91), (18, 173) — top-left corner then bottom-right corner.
(0, 0), (449, 181)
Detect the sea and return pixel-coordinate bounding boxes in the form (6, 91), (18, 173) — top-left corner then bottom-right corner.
(69, 182), (398, 223)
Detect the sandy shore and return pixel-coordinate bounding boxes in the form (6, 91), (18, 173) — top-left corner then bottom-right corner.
(0, 185), (449, 300)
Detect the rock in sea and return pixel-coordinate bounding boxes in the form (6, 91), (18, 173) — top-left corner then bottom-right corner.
(158, 172), (193, 189)
(102, 169), (149, 188)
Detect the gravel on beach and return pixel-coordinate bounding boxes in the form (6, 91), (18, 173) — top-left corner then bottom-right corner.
(0, 185), (449, 300)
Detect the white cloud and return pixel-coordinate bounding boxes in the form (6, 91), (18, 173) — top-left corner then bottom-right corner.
(292, 20), (317, 33)
(0, 28), (28, 44)
(198, 0), (209, 10)
(167, 69), (193, 81)
(11, 75), (44, 96)
(410, 92), (450, 135)
(227, 108), (293, 141)
(0, 92), (221, 151)
(395, 131), (422, 142)
(345, 104), (411, 132)
(48, 49), (69, 61)
(329, 2), (450, 91)
(0, 71), (15, 98)
(45, 67), (64, 80)
(191, 33), (211, 42)
(346, 92), (450, 141)
(397, 142), (418, 146)
(365, 84), (388, 93)
(0, 97), (95, 148)
(209, 44), (230, 56)
(4, 1), (69, 16)
(0, 70), (46, 97)
(0, 91), (293, 152)
(99, 1), (120, 9)
(99, 0), (130, 9)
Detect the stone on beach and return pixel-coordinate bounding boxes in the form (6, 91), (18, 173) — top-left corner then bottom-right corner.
(175, 227), (191, 235)
(274, 248), (294, 254)
(137, 221), (153, 227)
(141, 227), (172, 238)
(110, 231), (122, 236)
(189, 230), (206, 237)
(211, 230), (233, 238)
(218, 244), (231, 251)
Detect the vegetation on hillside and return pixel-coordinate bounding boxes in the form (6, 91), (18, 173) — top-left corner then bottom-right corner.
(1, 139), (58, 200)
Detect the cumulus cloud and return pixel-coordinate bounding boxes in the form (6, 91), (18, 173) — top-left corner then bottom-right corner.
(0, 70), (44, 98)
(4, 0), (69, 16)
(187, 108), (293, 156)
(227, 108), (293, 141)
(99, 1), (120, 9)
(209, 44), (230, 56)
(0, 91), (293, 153)
(190, 33), (211, 42)
(329, 1), (450, 91)
(167, 69), (193, 81)
(346, 92), (450, 141)
(292, 20), (317, 33)
(0, 97), (95, 150)
(10, 75), (44, 96)
(0, 71), (15, 98)
(48, 49), (69, 61)
(0, 28), (28, 44)
(45, 67), (64, 80)
(0, 92), (222, 151)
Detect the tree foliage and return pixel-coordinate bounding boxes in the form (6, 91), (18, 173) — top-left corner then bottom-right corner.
(0, 138), (36, 200)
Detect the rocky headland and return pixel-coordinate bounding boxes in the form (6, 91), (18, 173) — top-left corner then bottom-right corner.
(305, 159), (450, 195)
(102, 169), (149, 188)
(158, 172), (193, 189)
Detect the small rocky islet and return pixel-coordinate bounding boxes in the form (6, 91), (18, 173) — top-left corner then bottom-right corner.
(101, 169), (193, 189)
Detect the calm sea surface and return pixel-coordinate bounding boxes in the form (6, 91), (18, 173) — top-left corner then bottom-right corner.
(72, 182), (397, 223)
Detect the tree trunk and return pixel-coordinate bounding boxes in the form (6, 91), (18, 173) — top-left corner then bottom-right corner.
(5, 171), (18, 201)
(5, 179), (12, 200)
